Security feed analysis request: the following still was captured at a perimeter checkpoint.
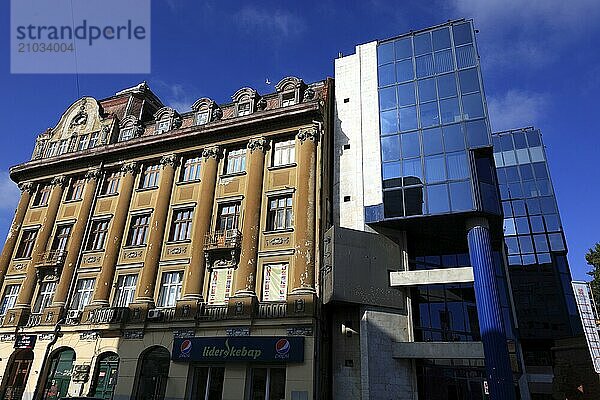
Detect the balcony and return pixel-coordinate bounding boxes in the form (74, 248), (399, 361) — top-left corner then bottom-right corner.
(257, 302), (287, 318)
(204, 230), (241, 250)
(34, 250), (67, 279)
(197, 304), (228, 321)
(87, 307), (130, 324)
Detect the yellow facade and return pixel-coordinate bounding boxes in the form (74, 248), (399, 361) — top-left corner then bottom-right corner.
(0, 77), (332, 400)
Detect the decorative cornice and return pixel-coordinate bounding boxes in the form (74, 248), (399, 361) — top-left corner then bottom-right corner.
(120, 161), (138, 175)
(50, 175), (67, 187)
(303, 88), (315, 101)
(202, 146), (221, 160)
(247, 137), (269, 153)
(18, 182), (34, 193)
(256, 97), (267, 111)
(297, 126), (319, 143)
(160, 154), (179, 168)
(85, 168), (102, 181)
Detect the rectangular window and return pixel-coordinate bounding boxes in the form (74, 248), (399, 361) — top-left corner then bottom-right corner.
(88, 131), (99, 148)
(51, 225), (72, 252)
(57, 139), (69, 155)
(249, 367), (286, 400)
(169, 208), (193, 242)
(70, 278), (95, 311)
(140, 164), (161, 188)
(217, 203), (240, 232)
(33, 184), (52, 206)
(33, 281), (56, 313)
(78, 134), (90, 151)
(156, 120), (170, 134)
(0, 285), (20, 316)
(67, 178), (85, 201)
(281, 92), (296, 107)
(225, 148), (246, 174)
(237, 102), (251, 116)
(101, 172), (120, 195)
(189, 366), (225, 400)
(119, 128), (134, 142)
(157, 271), (183, 307)
(267, 196), (293, 231)
(181, 156), (202, 182)
(196, 111), (209, 125)
(262, 264), (288, 302)
(127, 214), (151, 246)
(16, 229), (38, 258)
(86, 219), (110, 251)
(207, 268), (234, 305)
(272, 139), (295, 167)
(113, 274), (138, 307)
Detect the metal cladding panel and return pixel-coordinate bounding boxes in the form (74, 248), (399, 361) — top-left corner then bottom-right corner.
(322, 226), (405, 309)
(467, 225), (516, 400)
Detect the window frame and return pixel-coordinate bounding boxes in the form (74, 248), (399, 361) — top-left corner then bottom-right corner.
(33, 281), (56, 313)
(224, 148), (247, 175)
(0, 284), (20, 316)
(33, 184), (52, 207)
(126, 213), (151, 247)
(85, 218), (111, 252)
(16, 228), (38, 259)
(217, 202), (241, 232)
(169, 208), (194, 242)
(157, 271), (183, 307)
(140, 164), (161, 189)
(119, 127), (135, 142)
(66, 178), (85, 201)
(101, 171), (121, 196)
(181, 156), (202, 182)
(113, 274), (138, 307)
(70, 278), (95, 311)
(266, 195), (294, 231)
(51, 224), (73, 253)
(272, 138), (296, 167)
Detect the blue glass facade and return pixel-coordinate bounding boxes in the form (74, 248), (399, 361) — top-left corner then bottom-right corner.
(377, 20), (492, 218)
(492, 128), (580, 342)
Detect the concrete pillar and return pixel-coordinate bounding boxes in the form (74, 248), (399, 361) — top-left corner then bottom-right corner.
(232, 137), (268, 297)
(15, 176), (67, 308)
(91, 162), (137, 306)
(291, 126), (319, 293)
(135, 154), (177, 303)
(52, 168), (101, 307)
(182, 146), (220, 301)
(0, 182), (34, 284)
(466, 217), (516, 400)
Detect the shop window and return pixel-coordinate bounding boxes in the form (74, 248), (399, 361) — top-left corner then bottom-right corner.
(248, 367), (286, 400)
(189, 366), (225, 400)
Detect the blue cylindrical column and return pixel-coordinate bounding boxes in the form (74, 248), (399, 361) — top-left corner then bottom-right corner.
(467, 217), (515, 400)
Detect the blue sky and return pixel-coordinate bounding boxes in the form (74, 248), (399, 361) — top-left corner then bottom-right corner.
(0, 0), (599, 280)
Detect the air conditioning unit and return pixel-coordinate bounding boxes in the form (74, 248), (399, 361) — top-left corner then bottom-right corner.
(67, 310), (82, 320)
(147, 309), (163, 320)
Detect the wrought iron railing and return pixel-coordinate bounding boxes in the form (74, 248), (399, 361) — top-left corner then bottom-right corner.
(34, 250), (67, 267)
(197, 304), (228, 320)
(257, 302), (287, 318)
(87, 307), (130, 324)
(25, 313), (42, 328)
(204, 230), (242, 250)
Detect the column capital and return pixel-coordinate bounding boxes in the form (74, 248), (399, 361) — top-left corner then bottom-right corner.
(202, 146), (222, 161)
(247, 137), (269, 153)
(120, 161), (139, 175)
(18, 182), (35, 193)
(85, 168), (103, 181)
(297, 126), (320, 143)
(50, 175), (67, 187)
(160, 153), (179, 168)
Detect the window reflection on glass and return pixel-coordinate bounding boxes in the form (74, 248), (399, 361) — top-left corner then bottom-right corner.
(383, 161), (402, 188)
(418, 78), (437, 103)
(414, 32), (432, 55)
(437, 73), (458, 98)
(505, 237), (519, 255)
(422, 128), (443, 155)
(446, 151), (469, 180)
(452, 23), (473, 46)
(425, 155), (446, 183)
(416, 55), (434, 78)
(378, 42), (394, 65)
(379, 86), (396, 110)
(434, 50), (454, 74)
(403, 158), (423, 185)
(449, 181), (473, 211)
(465, 119), (489, 148)
(427, 184), (450, 214)
(419, 102), (439, 128)
(397, 82), (416, 106)
(515, 217), (530, 234)
(394, 37), (412, 60)
(396, 60), (414, 83)
(381, 135), (401, 161)
(519, 236), (534, 253)
(401, 132), (420, 158)
(439, 97), (461, 124)
(456, 45), (477, 68)
(405, 186), (425, 215)
(442, 124), (464, 152)
(399, 107), (418, 131)
(458, 68), (480, 94)
(432, 28), (451, 50)
(379, 63), (395, 86)
(504, 218), (516, 235)
(462, 93), (484, 119)
(530, 216), (545, 233)
(380, 109), (398, 135)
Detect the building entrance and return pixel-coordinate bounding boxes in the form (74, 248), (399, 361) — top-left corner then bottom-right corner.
(1, 349), (34, 400)
(91, 352), (119, 399)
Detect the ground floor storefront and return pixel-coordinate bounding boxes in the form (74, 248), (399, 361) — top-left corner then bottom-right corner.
(0, 323), (315, 400)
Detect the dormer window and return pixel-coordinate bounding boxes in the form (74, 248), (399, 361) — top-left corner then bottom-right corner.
(57, 139), (69, 155)
(281, 92), (296, 107)
(153, 107), (181, 135)
(196, 111), (209, 125)
(238, 102), (251, 116)
(156, 119), (170, 134)
(120, 128), (134, 142)
(45, 142), (58, 158)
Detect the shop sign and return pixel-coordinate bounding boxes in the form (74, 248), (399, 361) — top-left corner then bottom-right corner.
(172, 336), (304, 363)
(14, 334), (36, 349)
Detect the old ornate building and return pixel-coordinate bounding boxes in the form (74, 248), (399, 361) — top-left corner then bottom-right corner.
(0, 77), (332, 400)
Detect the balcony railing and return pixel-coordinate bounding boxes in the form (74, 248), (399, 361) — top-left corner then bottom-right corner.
(87, 307), (130, 324)
(257, 302), (287, 318)
(197, 304), (228, 321)
(25, 313), (42, 328)
(204, 230), (242, 250)
(34, 250), (67, 267)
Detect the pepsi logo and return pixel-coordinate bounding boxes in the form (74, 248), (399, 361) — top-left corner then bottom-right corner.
(275, 338), (290, 355)
(180, 339), (192, 356)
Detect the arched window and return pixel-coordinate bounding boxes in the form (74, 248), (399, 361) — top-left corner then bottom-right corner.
(0, 349), (34, 400)
(41, 347), (76, 400)
(232, 88), (259, 117)
(133, 346), (170, 400)
(90, 352), (119, 400)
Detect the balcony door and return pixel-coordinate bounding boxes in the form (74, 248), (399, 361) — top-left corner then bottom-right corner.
(217, 203), (240, 234)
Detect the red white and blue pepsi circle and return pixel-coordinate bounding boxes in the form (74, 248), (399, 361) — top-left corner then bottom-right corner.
(180, 339), (192, 357)
(275, 338), (290, 355)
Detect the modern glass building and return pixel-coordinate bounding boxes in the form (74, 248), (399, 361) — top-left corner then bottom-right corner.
(331, 19), (524, 400)
(493, 127), (581, 397)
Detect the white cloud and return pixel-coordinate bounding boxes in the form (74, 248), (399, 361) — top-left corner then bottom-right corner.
(0, 172), (20, 212)
(234, 6), (305, 38)
(153, 81), (197, 113)
(487, 90), (548, 132)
